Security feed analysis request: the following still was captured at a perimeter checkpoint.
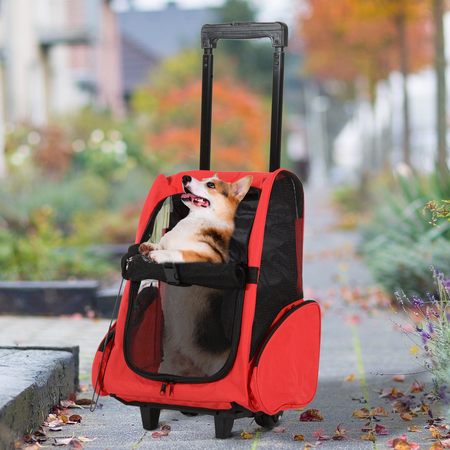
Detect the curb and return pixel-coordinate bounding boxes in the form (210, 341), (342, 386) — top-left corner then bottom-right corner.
(0, 346), (78, 450)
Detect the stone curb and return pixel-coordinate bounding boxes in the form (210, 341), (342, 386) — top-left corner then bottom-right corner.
(0, 346), (78, 450)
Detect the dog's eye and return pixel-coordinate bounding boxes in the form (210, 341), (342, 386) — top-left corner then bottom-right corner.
(206, 182), (215, 189)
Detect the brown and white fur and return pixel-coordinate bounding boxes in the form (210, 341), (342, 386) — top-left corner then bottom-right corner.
(139, 174), (253, 377)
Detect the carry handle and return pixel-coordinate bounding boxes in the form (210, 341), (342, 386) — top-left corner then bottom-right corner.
(201, 21), (288, 49)
(200, 22), (288, 172)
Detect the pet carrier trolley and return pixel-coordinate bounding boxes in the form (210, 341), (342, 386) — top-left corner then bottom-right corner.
(92, 21), (321, 439)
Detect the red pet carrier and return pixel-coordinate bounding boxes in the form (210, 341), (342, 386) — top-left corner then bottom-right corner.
(92, 21), (321, 439)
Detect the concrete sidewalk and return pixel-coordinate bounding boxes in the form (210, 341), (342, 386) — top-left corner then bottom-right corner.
(0, 186), (438, 449)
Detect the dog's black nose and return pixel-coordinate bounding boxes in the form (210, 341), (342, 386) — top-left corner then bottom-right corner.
(182, 175), (192, 185)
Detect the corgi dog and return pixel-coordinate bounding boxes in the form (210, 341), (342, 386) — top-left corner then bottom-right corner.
(139, 174), (253, 377)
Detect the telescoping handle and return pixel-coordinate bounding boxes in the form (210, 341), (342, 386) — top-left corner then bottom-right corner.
(199, 22), (288, 172)
(201, 21), (288, 49)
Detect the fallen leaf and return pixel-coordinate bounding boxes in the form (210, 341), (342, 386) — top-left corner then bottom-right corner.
(53, 437), (74, 446)
(409, 381), (424, 393)
(372, 406), (389, 417)
(272, 426), (287, 433)
(293, 434), (305, 441)
(60, 400), (76, 408)
(393, 374), (406, 382)
(388, 435), (408, 447)
(407, 426), (421, 432)
(400, 413), (413, 422)
(392, 400), (411, 413)
(441, 438), (450, 448)
(75, 399), (93, 406)
(430, 426), (443, 439)
(352, 408), (370, 419)
(429, 443), (444, 450)
(394, 442), (412, 450)
(151, 424), (171, 438)
(67, 440), (83, 450)
(345, 374), (355, 381)
(361, 430), (376, 441)
(375, 424), (390, 435)
(68, 415), (82, 423)
(241, 431), (253, 439)
(312, 429), (330, 440)
(77, 437), (97, 443)
(332, 424), (346, 440)
(299, 409), (324, 422)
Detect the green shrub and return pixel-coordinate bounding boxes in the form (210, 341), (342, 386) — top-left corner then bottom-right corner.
(360, 167), (450, 299)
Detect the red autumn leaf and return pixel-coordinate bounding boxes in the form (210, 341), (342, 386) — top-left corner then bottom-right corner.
(299, 409), (324, 422)
(375, 424), (390, 435)
(388, 434), (408, 447)
(152, 424), (171, 438)
(313, 429), (331, 440)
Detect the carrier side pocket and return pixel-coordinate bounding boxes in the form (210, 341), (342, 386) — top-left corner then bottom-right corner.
(250, 301), (321, 415)
(92, 321), (117, 396)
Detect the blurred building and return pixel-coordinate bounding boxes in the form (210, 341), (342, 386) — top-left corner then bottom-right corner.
(117, 2), (218, 101)
(0, 0), (124, 127)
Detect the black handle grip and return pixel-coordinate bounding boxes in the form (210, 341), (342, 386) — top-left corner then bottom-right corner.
(201, 21), (288, 49)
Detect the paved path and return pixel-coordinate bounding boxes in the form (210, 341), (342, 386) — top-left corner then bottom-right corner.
(0, 186), (437, 449)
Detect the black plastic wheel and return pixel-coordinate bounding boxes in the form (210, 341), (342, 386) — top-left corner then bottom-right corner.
(254, 411), (283, 429)
(181, 412), (199, 417)
(140, 406), (160, 430)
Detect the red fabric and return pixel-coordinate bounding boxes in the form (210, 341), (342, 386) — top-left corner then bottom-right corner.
(92, 168), (320, 415)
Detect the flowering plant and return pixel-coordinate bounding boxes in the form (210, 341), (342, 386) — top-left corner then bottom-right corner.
(395, 267), (450, 413)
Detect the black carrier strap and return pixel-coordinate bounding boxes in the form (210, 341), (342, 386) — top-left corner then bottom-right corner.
(121, 245), (258, 290)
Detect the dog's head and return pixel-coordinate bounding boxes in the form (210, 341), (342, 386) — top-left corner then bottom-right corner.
(181, 174), (253, 221)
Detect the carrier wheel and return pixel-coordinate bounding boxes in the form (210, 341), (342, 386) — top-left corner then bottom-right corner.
(140, 406), (160, 430)
(214, 412), (235, 439)
(254, 411), (283, 429)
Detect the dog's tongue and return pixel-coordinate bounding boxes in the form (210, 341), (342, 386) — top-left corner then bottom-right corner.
(181, 193), (209, 207)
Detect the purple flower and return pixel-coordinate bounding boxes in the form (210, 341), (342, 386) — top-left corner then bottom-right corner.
(427, 293), (437, 304)
(420, 331), (431, 344)
(440, 386), (450, 405)
(412, 296), (424, 308)
(428, 322), (434, 334)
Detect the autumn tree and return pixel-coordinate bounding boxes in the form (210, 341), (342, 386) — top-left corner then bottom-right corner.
(131, 50), (270, 172)
(299, 0), (433, 166)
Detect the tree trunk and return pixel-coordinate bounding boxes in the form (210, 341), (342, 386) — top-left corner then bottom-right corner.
(396, 12), (411, 166)
(433, 0), (447, 170)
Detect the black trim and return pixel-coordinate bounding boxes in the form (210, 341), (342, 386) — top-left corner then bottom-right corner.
(111, 395), (254, 419)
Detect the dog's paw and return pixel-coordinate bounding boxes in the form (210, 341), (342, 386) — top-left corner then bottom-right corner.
(149, 250), (181, 264)
(139, 242), (161, 256)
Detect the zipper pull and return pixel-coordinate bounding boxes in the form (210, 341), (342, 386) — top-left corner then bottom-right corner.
(160, 382), (167, 396)
(169, 380), (174, 396)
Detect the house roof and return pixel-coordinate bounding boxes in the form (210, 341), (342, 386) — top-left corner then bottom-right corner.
(118, 2), (218, 61)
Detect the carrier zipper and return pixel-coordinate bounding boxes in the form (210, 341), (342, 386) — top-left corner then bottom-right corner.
(160, 380), (175, 397)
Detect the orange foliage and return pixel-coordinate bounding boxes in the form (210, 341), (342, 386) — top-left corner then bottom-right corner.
(146, 79), (269, 172)
(299, 0), (433, 86)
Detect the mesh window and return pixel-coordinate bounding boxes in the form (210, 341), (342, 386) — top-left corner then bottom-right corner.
(249, 172), (304, 360)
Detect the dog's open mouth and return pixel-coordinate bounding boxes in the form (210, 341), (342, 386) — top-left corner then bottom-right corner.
(182, 188), (210, 208)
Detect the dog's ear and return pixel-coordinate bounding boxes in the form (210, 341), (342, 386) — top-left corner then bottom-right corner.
(231, 175), (253, 202)
(212, 173), (219, 179)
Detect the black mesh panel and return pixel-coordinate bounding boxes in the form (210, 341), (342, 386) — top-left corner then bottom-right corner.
(249, 172), (304, 360)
